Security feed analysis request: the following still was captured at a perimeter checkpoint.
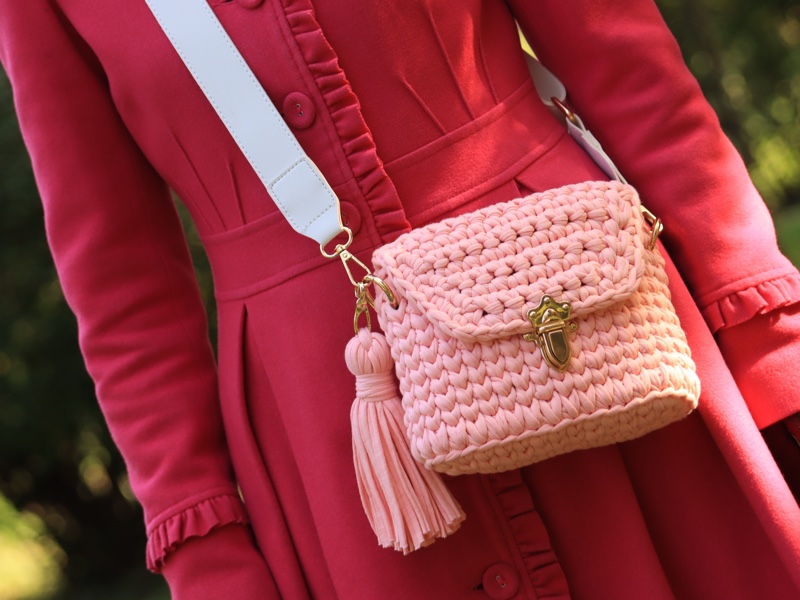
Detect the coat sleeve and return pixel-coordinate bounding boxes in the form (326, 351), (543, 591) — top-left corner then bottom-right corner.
(0, 3), (279, 596)
(508, 0), (800, 427)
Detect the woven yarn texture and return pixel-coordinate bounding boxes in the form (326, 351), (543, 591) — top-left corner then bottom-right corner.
(373, 181), (700, 475)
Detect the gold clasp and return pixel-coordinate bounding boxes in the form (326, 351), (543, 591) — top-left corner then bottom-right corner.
(523, 295), (577, 372)
(353, 280), (375, 332)
(352, 276), (399, 332)
(320, 227), (398, 332)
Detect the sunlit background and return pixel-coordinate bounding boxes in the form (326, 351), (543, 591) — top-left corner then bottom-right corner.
(1, 1), (800, 598)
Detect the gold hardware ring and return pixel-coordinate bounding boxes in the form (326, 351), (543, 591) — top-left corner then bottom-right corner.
(640, 206), (664, 251)
(550, 97), (580, 127)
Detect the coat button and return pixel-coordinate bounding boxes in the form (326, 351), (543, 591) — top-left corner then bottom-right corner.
(236, 0), (264, 8)
(282, 92), (316, 130)
(339, 201), (362, 235)
(482, 563), (520, 600)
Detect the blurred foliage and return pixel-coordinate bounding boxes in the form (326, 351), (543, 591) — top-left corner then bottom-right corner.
(0, 2), (799, 599)
(0, 496), (62, 599)
(0, 66), (168, 597)
(659, 0), (800, 209)
(776, 205), (800, 263)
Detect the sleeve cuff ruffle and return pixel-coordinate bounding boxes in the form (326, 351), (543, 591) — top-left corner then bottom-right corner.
(145, 493), (249, 573)
(701, 271), (800, 334)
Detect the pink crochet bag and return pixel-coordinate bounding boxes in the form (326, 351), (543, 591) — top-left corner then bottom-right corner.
(344, 180), (700, 553)
(375, 179), (698, 472)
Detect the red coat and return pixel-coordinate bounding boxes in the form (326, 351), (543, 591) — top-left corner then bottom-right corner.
(3, 1), (800, 598)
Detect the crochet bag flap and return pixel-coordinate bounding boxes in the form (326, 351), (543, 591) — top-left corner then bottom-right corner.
(371, 180), (700, 476)
(373, 181), (646, 344)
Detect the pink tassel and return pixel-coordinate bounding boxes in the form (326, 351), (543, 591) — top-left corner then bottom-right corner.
(345, 328), (465, 554)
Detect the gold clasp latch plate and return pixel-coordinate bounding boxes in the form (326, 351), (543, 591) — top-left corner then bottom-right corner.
(523, 295), (577, 372)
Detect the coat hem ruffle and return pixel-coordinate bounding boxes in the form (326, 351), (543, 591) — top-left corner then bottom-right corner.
(485, 472), (571, 598)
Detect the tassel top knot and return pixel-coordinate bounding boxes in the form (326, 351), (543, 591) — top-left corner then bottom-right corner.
(345, 328), (394, 376)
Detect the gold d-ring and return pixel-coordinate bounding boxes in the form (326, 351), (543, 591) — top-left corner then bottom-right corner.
(365, 274), (399, 309)
(550, 97), (580, 126)
(640, 206), (664, 251)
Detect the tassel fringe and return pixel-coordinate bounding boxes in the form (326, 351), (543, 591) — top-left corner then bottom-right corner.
(345, 329), (465, 554)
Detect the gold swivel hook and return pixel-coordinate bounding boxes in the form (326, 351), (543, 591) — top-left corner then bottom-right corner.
(320, 227), (398, 333)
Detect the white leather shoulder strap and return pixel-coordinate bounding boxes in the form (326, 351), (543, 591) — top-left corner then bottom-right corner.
(144, 0), (624, 247)
(144, 0), (344, 246)
(524, 54), (624, 182)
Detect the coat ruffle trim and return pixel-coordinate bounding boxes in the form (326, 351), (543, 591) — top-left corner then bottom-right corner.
(282, 0), (411, 243)
(701, 271), (800, 333)
(145, 493), (249, 573)
(487, 472), (570, 597)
